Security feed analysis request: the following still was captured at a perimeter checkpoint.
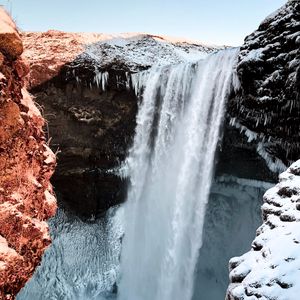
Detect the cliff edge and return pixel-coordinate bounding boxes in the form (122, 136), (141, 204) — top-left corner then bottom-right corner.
(0, 8), (56, 299)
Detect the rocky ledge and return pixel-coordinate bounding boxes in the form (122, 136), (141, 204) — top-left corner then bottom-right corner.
(0, 9), (56, 299)
(22, 31), (219, 88)
(227, 160), (300, 299)
(227, 0), (300, 172)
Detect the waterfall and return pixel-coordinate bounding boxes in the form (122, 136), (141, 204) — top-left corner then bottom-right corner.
(118, 48), (239, 300)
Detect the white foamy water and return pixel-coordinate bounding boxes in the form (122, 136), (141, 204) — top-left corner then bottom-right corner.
(118, 48), (239, 300)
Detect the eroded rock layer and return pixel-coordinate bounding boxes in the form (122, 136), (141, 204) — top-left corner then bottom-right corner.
(0, 8), (56, 299)
(228, 0), (300, 170)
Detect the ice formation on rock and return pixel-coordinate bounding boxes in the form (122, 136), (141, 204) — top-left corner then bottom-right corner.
(17, 207), (123, 300)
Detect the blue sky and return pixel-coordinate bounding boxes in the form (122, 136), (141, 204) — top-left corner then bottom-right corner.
(2, 0), (287, 46)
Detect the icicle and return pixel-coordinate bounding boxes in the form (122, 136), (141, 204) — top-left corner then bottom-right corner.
(257, 143), (287, 173)
(102, 72), (109, 91)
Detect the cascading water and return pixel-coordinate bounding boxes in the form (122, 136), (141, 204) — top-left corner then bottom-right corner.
(118, 48), (239, 300)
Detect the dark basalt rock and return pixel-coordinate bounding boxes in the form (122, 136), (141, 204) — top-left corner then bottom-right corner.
(227, 0), (300, 168)
(30, 66), (137, 218)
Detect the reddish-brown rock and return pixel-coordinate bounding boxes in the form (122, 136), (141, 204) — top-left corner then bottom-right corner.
(0, 8), (57, 299)
(21, 30), (103, 88)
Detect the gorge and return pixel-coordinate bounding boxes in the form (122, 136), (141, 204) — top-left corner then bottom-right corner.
(0, 1), (299, 300)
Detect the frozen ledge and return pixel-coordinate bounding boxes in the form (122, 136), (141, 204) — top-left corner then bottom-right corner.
(226, 160), (300, 300)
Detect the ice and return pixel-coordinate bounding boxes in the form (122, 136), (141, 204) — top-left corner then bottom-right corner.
(17, 207), (124, 300)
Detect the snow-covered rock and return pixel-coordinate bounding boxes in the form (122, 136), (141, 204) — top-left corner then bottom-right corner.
(227, 160), (300, 300)
(22, 31), (221, 88)
(71, 33), (220, 71)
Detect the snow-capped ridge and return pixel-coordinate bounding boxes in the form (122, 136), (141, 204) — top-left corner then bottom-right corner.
(22, 30), (223, 87)
(74, 32), (222, 72)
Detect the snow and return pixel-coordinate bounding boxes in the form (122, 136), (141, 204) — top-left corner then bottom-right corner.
(72, 33), (221, 72)
(0, 235), (20, 259)
(239, 42), (280, 65)
(44, 189), (56, 208)
(240, 48), (264, 63)
(260, 1), (295, 29)
(23, 30), (223, 88)
(43, 144), (55, 165)
(227, 160), (300, 300)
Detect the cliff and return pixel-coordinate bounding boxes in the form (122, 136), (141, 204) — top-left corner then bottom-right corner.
(227, 0), (300, 172)
(0, 8), (56, 299)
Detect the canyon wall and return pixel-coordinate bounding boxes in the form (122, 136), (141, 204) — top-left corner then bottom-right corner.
(0, 9), (56, 299)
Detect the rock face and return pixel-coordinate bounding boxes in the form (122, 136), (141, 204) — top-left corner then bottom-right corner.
(227, 0), (300, 172)
(226, 160), (300, 300)
(30, 71), (137, 216)
(22, 32), (217, 217)
(0, 8), (56, 299)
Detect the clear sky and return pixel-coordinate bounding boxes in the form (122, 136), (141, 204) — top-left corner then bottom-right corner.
(1, 0), (287, 46)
